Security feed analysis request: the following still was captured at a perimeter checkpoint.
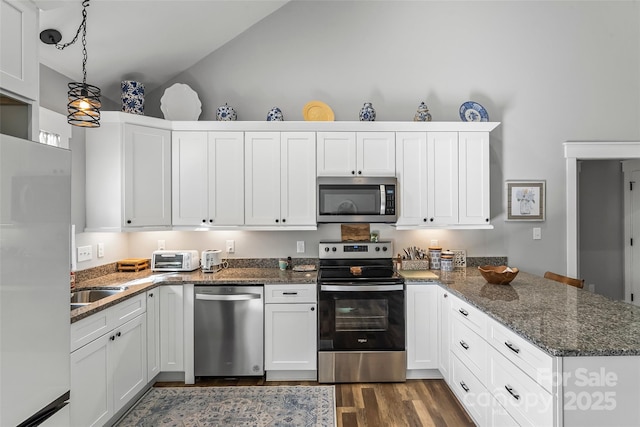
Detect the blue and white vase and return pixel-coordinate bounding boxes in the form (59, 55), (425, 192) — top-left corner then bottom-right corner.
(216, 103), (237, 121)
(266, 106), (284, 121)
(359, 102), (376, 121)
(413, 102), (432, 122)
(121, 80), (144, 115)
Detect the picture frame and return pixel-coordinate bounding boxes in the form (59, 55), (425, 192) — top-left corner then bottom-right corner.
(506, 180), (545, 221)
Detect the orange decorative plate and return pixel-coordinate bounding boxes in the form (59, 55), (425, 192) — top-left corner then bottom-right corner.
(302, 101), (335, 121)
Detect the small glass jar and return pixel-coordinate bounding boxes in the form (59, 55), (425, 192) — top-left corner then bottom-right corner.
(428, 247), (442, 270)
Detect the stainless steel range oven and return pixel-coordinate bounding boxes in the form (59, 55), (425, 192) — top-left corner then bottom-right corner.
(317, 241), (406, 383)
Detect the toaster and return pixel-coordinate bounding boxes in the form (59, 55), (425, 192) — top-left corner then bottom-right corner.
(151, 250), (200, 272)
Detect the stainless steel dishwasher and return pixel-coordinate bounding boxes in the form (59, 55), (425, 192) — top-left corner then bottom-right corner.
(194, 285), (264, 377)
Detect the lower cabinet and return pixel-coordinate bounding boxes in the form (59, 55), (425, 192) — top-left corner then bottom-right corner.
(264, 284), (317, 381)
(70, 299), (147, 427)
(146, 289), (160, 381)
(160, 285), (184, 372)
(405, 284), (439, 377)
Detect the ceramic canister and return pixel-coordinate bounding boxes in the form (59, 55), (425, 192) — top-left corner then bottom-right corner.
(359, 102), (376, 121)
(441, 252), (454, 272)
(121, 80), (144, 115)
(429, 247), (442, 270)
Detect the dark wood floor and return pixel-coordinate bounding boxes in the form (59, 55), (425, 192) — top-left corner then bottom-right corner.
(156, 378), (475, 427)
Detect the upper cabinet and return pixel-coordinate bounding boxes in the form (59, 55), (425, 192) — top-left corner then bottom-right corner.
(172, 131), (244, 227)
(396, 130), (491, 228)
(86, 113), (172, 231)
(317, 131), (395, 176)
(245, 131), (316, 228)
(0, 0), (38, 101)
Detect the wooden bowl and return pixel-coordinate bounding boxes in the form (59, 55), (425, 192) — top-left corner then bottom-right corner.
(478, 265), (519, 285)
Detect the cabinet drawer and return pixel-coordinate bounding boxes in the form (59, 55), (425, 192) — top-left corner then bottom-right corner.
(451, 316), (487, 383)
(71, 308), (112, 352)
(112, 293), (146, 328)
(450, 294), (486, 336)
(488, 346), (553, 427)
(451, 353), (488, 427)
(486, 316), (554, 392)
(265, 283), (316, 303)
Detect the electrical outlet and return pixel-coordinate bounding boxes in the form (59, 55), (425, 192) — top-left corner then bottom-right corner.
(77, 245), (92, 262)
(97, 242), (104, 258)
(533, 227), (542, 240)
(158, 240), (165, 250)
(588, 283), (595, 293)
(226, 240), (235, 253)
(297, 241), (305, 253)
(430, 240), (438, 247)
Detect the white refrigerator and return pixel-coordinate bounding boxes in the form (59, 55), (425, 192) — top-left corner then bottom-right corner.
(0, 135), (71, 425)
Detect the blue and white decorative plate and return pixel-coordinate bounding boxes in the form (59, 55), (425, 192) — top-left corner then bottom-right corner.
(459, 101), (489, 122)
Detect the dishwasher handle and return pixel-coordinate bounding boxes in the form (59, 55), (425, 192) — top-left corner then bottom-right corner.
(196, 292), (262, 301)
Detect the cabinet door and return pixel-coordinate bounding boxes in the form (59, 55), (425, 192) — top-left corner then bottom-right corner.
(124, 124), (171, 227)
(437, 287), (451, 383)
(245, 132), (282, 225)
(209, 131), (245, 225)
(396, 132), (428, 226)
(146, 289), (160, 381)
(357, 132), (396, 176)
(406, 285), (438, 370)
(160, 285), (184, 372)
(0, 0), (38, 100)
(265, 303), (317, 371)
(317, 132), (357, 176)
(281, 132), (316, 226)
(172, 131), (209, 226)
(427, 132), (458, 225)
(459, 132), (490, 225)
(70, 334), (112, 427)
(112, 314), (147, 414)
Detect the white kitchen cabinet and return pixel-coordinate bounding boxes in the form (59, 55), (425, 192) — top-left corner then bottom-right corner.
(437, 287), (451, 383)
(146, 289), (160, 381)
(395, 131), (491, 228)
(160, 285), (184, 372)
(317, 131), (395, 176)
(264, 284), (317, 381)
(70, 294), (147, 427)
(245, 132), (316, 228)
(86, 113), (171, 231)
(172, 131), (244, 227)
(0, 0), (38, 101)
(406, 284), (439, 377)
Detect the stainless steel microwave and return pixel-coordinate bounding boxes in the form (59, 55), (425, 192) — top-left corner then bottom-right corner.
(317, 177), (397, 223)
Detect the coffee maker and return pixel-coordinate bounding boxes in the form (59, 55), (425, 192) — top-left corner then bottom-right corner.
(201, 249), (222, 273)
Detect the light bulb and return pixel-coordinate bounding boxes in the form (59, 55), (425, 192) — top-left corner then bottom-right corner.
(78, 99), (91, 110)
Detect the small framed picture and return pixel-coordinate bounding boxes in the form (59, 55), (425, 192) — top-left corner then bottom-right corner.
(506, 180), (545, 221)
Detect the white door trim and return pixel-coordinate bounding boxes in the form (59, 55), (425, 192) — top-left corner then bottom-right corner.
(564, 141), (640, 277)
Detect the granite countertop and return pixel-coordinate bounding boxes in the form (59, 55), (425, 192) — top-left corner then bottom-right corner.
(422, 268), (640, 357)
(72, 266), (640, 358)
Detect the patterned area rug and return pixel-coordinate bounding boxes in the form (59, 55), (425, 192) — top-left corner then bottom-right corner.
(115, 386), (336, 427)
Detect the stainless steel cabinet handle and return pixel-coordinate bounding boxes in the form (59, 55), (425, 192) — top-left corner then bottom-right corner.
(196, 293), (261, 301)
(505, 341), (520, 354)
(459, 308), (469, 316)
(460, 340), (469, 350)
(460, 381), (470, 392)
(505, 385), (520, 400)
(282, 292), (298, 295)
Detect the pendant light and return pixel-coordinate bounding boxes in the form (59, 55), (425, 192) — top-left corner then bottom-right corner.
(41, 0), (101, 127)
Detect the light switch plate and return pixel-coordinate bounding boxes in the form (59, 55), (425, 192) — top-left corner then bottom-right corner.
(77, 245), (92, 262)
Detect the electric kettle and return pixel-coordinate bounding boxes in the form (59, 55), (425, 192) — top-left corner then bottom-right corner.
(201, 249), (222, 273)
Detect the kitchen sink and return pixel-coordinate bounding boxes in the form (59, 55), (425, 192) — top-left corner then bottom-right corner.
(70, 287), (128, 304)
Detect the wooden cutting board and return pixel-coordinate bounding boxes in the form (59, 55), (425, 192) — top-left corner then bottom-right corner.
(399, 270), (439, 280)
(341, 224), (370, 241)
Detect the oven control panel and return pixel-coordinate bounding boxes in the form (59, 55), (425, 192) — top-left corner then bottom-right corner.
(319, 241), (393, 259)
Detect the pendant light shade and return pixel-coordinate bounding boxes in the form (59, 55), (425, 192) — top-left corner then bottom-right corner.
(41, 0), (101, 127)
(68, 82), (101, 127)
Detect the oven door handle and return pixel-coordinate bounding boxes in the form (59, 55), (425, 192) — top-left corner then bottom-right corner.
(320, 284), (404, 292)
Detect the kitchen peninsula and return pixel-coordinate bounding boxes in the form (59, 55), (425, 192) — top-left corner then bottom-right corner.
(71, 265), (640, 427)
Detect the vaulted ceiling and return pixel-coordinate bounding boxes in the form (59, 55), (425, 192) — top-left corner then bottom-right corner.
(36, 0), (289, 103)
